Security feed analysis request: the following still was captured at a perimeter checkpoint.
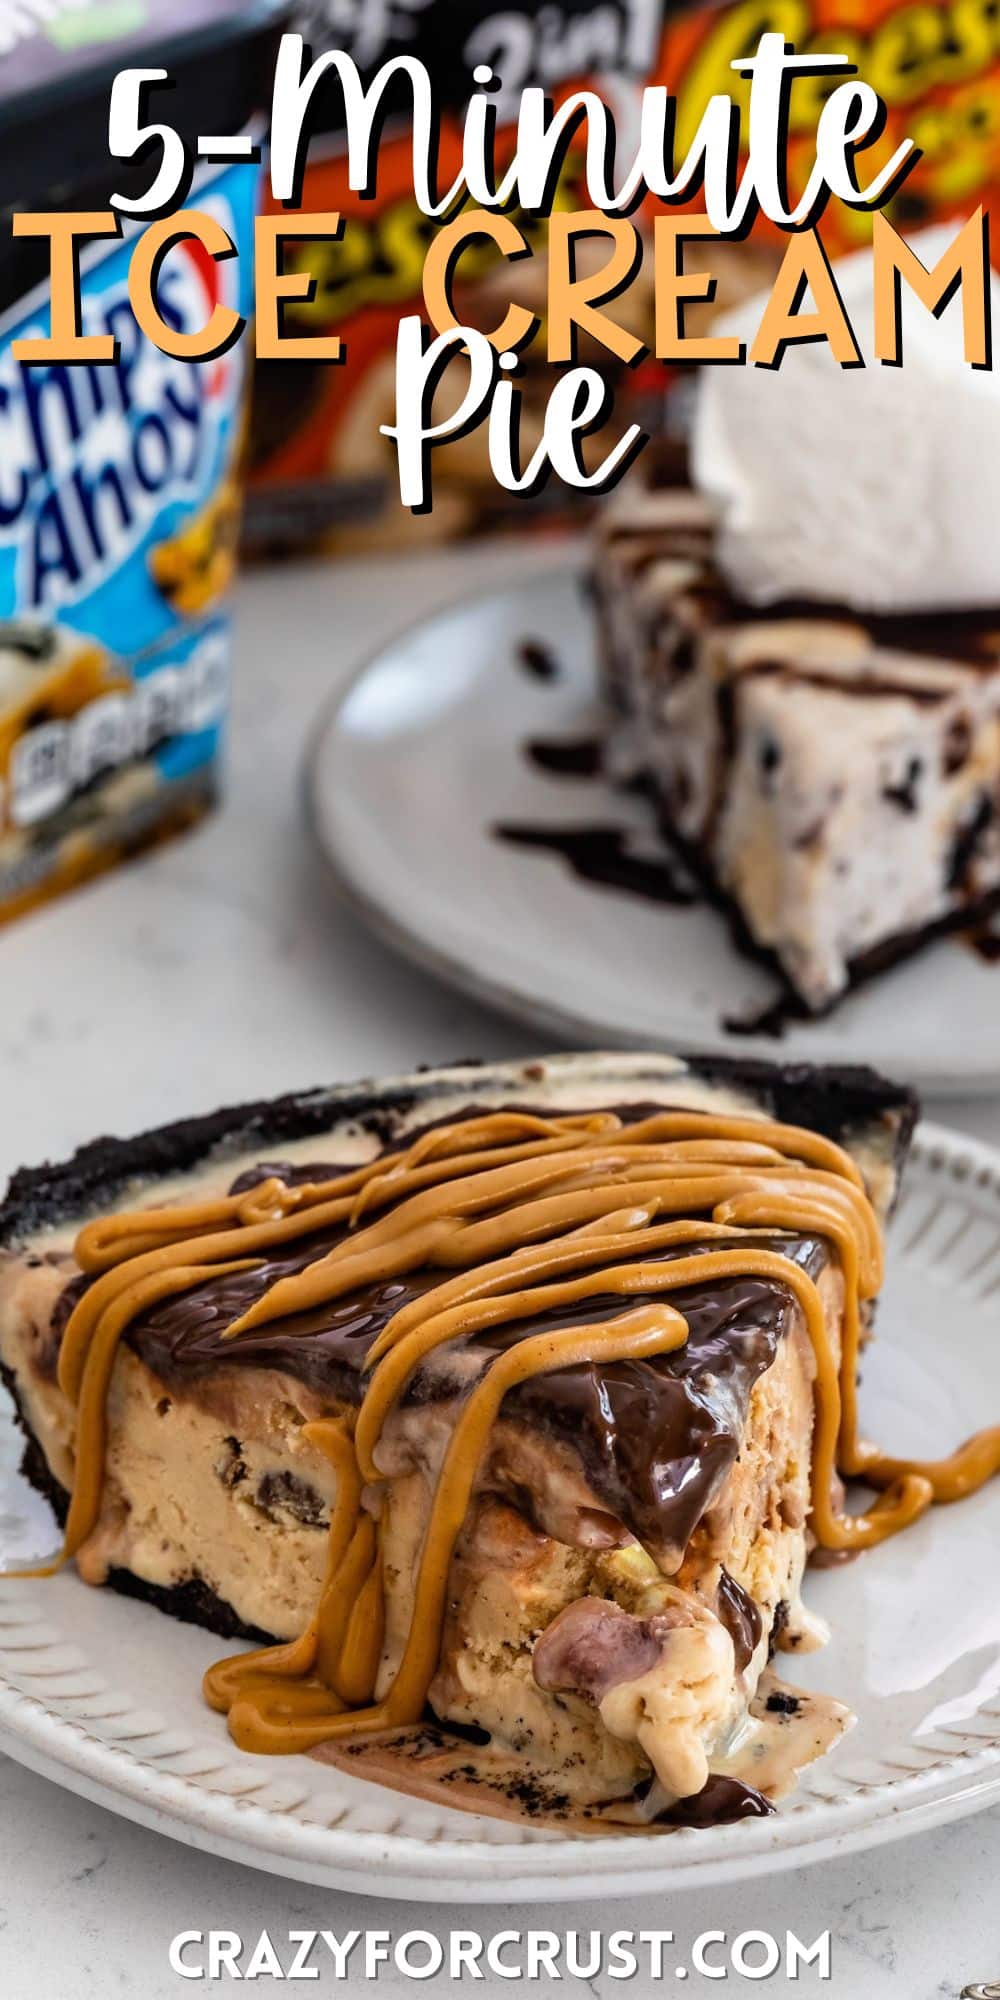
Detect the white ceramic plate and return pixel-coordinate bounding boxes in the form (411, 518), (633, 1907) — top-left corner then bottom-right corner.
(2, 1122), (1000, 1898)
(306, 565), (1000, 1093)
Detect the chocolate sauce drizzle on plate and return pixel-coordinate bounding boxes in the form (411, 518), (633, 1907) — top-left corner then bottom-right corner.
(526, 736), (604, 778)
(493, 822), (697, 907)
(516, 638), (561, 682)
(654, 1774), (774, 1827)
(502, 635), (812, 1038)
(330, 1724), (774, 1829)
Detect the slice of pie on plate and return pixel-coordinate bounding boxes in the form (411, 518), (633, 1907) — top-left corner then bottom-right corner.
(6, 1049), (979, 1831)
(594, 487), (1000, 1015)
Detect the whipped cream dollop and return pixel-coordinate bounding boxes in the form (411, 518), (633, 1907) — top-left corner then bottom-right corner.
(692, 229), (1000, 613)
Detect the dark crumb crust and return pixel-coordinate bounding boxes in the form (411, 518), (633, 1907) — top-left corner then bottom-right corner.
(0, 1055), (916, 1250)
(0, 1355), (276, 1647)
(104, 1565), (275, 1646)
(0, 1081), (417, 1248)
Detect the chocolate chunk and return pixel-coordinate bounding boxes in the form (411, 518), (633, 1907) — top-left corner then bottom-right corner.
(882, 757), (923, 814)
(533, 1598), (665, 1705)
(765, 1689), (801, 1715)
(944, 715), (972, 777)
(768, 1599), (790, 1658)
(228, 1161), (346, 1195)
(758, 732), (782, 791)
(216, 1436), (247, 1489)
(793, 818), (826, 853)
(517, 639), (559, 682)
(255, 1471), (326, 1527)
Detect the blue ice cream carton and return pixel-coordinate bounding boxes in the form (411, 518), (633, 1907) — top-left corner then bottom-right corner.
(0, 0), (280, 919)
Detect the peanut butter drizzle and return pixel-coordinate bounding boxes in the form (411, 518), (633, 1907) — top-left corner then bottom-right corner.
(25, 1106), (1000, 1758)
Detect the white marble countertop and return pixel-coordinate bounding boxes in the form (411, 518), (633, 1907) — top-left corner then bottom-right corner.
(1, 541), (998, 2000)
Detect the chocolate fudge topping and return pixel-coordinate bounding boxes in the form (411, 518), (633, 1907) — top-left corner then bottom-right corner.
(657, 1774), (775, 1827)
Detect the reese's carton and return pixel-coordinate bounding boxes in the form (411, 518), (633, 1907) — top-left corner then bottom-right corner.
(244, 0), (1000, 556)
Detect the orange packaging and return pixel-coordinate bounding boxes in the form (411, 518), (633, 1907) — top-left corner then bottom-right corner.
(656, 0), (1000, 251)
(244, 1), (1000, 555)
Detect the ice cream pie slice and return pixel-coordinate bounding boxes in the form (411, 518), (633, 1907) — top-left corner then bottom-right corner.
(594, 488), (1000, 1015)
(4, 1049), (994, 1831)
